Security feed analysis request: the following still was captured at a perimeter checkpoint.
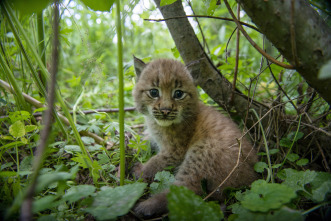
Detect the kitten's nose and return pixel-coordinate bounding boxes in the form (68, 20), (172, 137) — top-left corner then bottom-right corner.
(160, 108), (171, 116)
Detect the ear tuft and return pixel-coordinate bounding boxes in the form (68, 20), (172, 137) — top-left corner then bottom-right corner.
(133, 55), (146, 79)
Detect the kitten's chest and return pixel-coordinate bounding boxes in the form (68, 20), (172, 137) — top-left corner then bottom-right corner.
(149, 124), (193, 152)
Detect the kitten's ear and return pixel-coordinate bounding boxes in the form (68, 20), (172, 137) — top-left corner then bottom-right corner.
(133, 55), (146, 79)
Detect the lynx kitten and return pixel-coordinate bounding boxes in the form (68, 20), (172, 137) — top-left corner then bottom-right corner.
(132, 57), (258, 216)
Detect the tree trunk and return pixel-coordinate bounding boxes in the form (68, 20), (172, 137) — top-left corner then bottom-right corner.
(238, 0), (331, 105)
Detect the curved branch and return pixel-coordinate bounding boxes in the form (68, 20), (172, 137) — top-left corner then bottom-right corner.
(224, 0), (295, 69)
(145, 15), (261, 32)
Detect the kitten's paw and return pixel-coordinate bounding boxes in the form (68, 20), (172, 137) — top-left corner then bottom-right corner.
(133, 196), (167, 217)
(132, 162), (143, 180)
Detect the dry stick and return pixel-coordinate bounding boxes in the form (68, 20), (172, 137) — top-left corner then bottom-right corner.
(0, 107), (136, 119)
(315, 140), (331, 172)
(225, 27), (237, 64)
(20, 2), (59, 220)
(285, 119), (331, 137)
(0, 80), (105, 144)
(230, 4), (241, 104)
(203, 138), (243, 200)
(223, 0), (295, 70)
(185, 1), (210, 54)
(266, 60), (299, 113)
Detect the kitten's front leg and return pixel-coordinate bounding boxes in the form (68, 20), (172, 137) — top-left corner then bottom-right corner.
(134, 151), (181, 182)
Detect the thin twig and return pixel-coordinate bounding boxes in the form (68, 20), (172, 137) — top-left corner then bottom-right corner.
(145, 15), (261, 32)
(20, 2), (60, 220)
(223, 0), (295, 69)
(315, 140), (331, 172)
(203, 138), (243, 200)
(186, 0), (210, 54)
(267, 60), (299, 113)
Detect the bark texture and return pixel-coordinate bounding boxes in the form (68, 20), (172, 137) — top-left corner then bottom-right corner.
(153, 0), (268, 127)
(238, 0), (331, 104)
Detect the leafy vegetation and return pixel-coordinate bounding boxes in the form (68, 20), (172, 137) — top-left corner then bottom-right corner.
(1, 0), (330, 220)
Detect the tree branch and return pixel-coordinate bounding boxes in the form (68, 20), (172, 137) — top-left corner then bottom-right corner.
(237, 0), (331, 104)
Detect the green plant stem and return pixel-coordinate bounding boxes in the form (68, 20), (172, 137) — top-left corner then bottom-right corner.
(116, 0), (125, 186)
(1, 1), (67, 138)
(37, 11), (46, 87)
(302, 201), (331, 215)
(2, 2), (94, 170)
(251, 109), (274, 183)
(0, 52), (29, 111)
(280, 114), (302, 168)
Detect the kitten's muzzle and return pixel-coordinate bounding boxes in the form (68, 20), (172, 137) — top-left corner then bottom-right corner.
(160, 108), (172, 116)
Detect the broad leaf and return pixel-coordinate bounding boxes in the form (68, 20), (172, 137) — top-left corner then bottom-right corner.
(32, 195), (60, 213)
(280, 169), (317, 192)
(241, 180), (296, 212)
(84, 183), (147, 220)
(62, 185), (96, 204)
(254, 162), (268, 173)
(36, 172), (73, 193)
(231, 204), (303, 221)
(150, 171), (175, 195)
(168, 185), (224, 221)
(160, 0), (178, 6)
(11, 0), (52, 15)
(9, 120), (25, 138)
(80, 0), (115, 12)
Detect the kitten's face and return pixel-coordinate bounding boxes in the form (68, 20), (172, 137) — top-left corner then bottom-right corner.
(133, 59), (198, 127)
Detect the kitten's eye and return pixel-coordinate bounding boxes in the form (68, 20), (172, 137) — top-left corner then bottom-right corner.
(173, 90), (185, 99)
(149, 89), (159, 98)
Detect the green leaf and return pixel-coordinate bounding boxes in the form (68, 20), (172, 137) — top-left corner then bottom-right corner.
(84, 183), (147, 220)
(310, 172), (331, 202)
(11, 0), (52, 15)
(272, 163), (282, 169)
(269, 149), (280, 155)
(9, 111), (31, 123)
(160, 0), (178, 6)
(318, 59), (331, 79)
(80, 0), (115, 12)
(231, 204), (303, 221)
(81, 136), (95, 145)
(168, 185), (224, 221)
(312, 181), (331, 202)
(9, 120), (26, 138)
(207, 0), (218, 16)
(279, 138), (292, 148)
(296, 158), (309, 166)
(150, 171), (175, 195)
(287, 153), (299, 162)
(72, 153), (91, 168)
(280, 169), (316, 192)
(254, 162), (268, 173)
(241, 180), (297, 212)
(25, 125), (38, 133)
(32, 195), (59, 213)
(36, 172), (73, 193)
(62, 185), (96, 204)
(287, 131), (304, 142)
